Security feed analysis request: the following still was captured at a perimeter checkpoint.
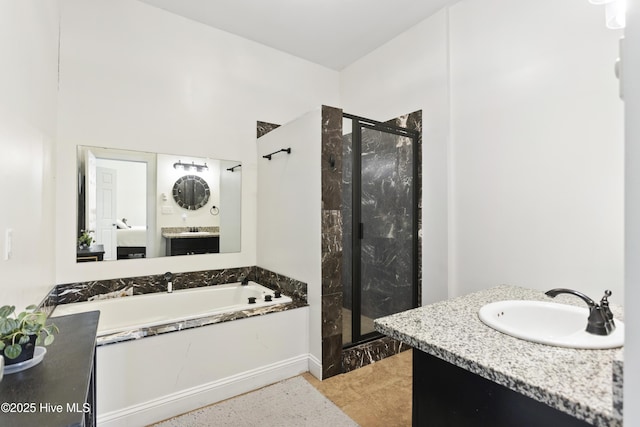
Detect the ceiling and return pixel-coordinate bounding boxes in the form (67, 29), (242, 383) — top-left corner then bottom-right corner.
(137, 0), (455, 70)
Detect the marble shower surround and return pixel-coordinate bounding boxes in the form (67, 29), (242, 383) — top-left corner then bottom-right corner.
(257, 121), (280, 138)
(53, 266), (307, 305)
(321, 106), (422, 379)
(256, 111), (421, 378)
(342, 114), (421, 319)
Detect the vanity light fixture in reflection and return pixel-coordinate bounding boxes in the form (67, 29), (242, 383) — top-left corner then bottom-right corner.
(173, 160), (209, 172)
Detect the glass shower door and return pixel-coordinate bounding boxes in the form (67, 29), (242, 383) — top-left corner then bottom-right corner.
(343, 114), (418, 346)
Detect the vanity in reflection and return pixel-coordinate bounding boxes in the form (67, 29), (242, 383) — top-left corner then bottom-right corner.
(162, 227), (220, 256)
(76, 146), (241, 262)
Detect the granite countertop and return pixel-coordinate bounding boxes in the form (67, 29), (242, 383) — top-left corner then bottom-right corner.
(161, 226), (220, 238)
(374, 285), (624, 427)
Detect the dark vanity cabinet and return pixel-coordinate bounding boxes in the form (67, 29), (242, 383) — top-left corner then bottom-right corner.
(0, 311), (100, 427)
(413, 350), (592, 427)
(165, 236), (219, 256)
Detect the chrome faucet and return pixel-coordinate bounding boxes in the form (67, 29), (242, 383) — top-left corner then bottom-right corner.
(164, 271), (174, 293)
(545, 288), (615, 336)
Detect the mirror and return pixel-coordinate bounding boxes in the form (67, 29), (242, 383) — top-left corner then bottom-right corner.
(173, 175), (210, 210)
(77, 146), (242, 262)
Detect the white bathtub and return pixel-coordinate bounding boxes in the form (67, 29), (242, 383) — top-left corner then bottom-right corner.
(52, 282), (292, 336)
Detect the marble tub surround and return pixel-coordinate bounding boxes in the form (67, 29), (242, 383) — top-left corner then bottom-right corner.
(161, 226), (220, 238)
(253, 266), (308, 303)
(95, 296), (303, 346)
(36, 291), (58, 317)
(54, 266), (307, 305)
(53, 266), (307, 346)
(374, 285), (624, 427)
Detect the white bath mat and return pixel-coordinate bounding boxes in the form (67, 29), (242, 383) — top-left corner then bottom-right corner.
(152, 376), (359, 427)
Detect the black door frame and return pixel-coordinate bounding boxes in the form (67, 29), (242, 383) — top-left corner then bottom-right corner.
(343, 113), (420, 347)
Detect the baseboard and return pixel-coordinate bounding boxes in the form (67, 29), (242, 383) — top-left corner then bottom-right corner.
(308, 353), (322, 380)
(97, 353), (311, 427)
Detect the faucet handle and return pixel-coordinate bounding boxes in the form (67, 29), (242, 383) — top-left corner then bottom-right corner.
(600, 290), (615, 324)
(164, 271), (173, 281)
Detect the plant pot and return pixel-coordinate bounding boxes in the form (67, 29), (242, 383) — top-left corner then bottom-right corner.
(2, 335), (37, 366)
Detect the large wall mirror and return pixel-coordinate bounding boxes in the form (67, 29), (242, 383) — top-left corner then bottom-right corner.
(77, 146), (242, 262)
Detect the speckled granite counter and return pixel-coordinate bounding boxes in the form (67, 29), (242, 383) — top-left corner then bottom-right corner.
(161, 226), (219, 238)
(374, 285), (624, 427)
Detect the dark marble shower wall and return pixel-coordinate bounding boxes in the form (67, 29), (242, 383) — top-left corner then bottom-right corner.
(257, 121), (280, 138)
(342, 122), (417, 319)
(257, 110), (421, 379)
(320, 106), (345, 379)
(321, 107), (422, 378)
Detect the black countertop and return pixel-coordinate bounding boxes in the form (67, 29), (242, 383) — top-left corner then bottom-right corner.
(0, 311), (99, 427)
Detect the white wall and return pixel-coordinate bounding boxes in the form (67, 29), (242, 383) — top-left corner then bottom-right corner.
(341, 9), (450, 305)
(256, 109), (323, 375)
(449, 0), (623, 301)
(219, 160), (242, 253)
(0, 1), (59, 310)
(55, 0), (339, 283)
(341, 0), (624, 304)
(624, 0), (640, 424)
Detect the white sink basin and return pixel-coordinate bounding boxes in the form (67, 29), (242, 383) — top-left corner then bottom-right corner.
(178, 231), (212, 236)
(478, 300), (624, 349)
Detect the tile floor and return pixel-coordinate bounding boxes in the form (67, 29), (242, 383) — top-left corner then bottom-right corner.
(303, 349), (412, 427)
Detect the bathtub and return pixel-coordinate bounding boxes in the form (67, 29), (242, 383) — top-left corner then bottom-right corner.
(52, 281), (293, 337)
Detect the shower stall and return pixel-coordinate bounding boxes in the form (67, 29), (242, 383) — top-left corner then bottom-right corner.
(341, 113), (419, 347)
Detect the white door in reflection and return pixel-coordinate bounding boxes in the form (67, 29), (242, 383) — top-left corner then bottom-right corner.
(96, 167), (117, 260)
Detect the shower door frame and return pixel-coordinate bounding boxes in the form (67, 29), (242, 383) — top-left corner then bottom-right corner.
(343, 113), (420, 347)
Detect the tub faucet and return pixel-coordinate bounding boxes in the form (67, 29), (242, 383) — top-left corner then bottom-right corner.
(164, 271), (174, 293)
(545, 288), (615, 336)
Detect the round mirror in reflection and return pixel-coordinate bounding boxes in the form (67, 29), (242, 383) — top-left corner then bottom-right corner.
(172, 175), (210, 210)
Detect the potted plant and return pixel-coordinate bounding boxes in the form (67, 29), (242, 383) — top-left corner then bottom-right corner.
(78, 229), (94, 249)
(0, 305), (59, 365)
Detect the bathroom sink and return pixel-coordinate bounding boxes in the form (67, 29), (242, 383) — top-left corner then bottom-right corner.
(178, 231), (212, 236)
(478, 300), (624, 349)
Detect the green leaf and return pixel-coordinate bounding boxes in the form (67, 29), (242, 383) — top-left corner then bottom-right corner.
(22, 323), (41, 335)
(24, 304), (37, 311)
(0, 341), (5, 351)
(0, 318), (18, 335)
(43, 335), (54, 346)
(4, 344), (22, 359)
(0, 318), (11, 335)
(18, 335), (30, 345)
(0, 305), (15, 318)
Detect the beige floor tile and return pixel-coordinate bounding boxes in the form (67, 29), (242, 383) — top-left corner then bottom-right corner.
(303, 350), (412, 427)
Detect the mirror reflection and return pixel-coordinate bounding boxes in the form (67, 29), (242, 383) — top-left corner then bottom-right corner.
(76, 146), (241, 262)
